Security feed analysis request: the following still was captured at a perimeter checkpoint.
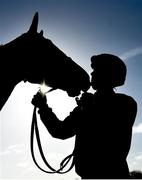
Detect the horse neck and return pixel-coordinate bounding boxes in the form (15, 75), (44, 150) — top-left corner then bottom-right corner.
(0, 76), (19, 111)
(0, 44), (25, 110)
(1, 44), (23, 84)
(0, 45), (23, 110)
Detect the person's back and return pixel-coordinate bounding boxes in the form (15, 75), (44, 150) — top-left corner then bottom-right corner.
(74, 90), (137, 178)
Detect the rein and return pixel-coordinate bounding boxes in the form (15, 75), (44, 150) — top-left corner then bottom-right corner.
(30, 107), (75, 174)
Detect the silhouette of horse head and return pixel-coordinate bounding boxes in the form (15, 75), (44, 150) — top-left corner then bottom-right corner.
(0, 12), (90, 110)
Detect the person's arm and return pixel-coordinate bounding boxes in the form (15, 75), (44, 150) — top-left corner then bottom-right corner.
(32, 92), (81, 140)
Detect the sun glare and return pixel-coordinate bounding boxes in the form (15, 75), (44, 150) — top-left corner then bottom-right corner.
(39, 81), (50, 95)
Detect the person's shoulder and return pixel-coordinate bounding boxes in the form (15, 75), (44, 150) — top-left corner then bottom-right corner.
(116, 93), (137, 107)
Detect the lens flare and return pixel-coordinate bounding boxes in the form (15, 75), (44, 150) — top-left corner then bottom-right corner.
(40, 81), (48, 95)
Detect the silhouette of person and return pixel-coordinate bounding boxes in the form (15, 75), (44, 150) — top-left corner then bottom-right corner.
(32, 54), (137, 179)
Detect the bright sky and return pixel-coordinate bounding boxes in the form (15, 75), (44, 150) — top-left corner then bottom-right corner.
(0, 0), (142, 179)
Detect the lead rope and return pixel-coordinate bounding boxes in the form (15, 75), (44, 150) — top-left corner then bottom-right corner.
(30, 107), (75, 174)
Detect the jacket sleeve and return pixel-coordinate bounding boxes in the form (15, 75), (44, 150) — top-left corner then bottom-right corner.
(38, 105), (81, 140)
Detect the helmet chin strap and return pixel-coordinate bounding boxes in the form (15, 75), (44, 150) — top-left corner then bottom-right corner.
(30, 106), (75, 174)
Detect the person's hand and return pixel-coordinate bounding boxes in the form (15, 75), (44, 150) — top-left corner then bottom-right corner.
(31, 91), (47, 109)
(76, 92), (94, 107)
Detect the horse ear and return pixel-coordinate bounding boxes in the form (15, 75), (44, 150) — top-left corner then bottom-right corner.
(39, 30), (43, 36)
(28, 12), (39, 34)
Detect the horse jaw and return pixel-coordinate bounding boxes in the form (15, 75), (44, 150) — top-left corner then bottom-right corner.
(28, 12), (39, 34)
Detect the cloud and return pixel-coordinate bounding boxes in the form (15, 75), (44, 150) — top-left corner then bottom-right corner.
(133, 123), (142, 134)
(128, 152), (142, 171)
(17, 161), (29, 168)
(0, 149), (10, 156)
(120, 47), (142, 60)
(0, 143), (25, 156)
(135, 154), (142, 161)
